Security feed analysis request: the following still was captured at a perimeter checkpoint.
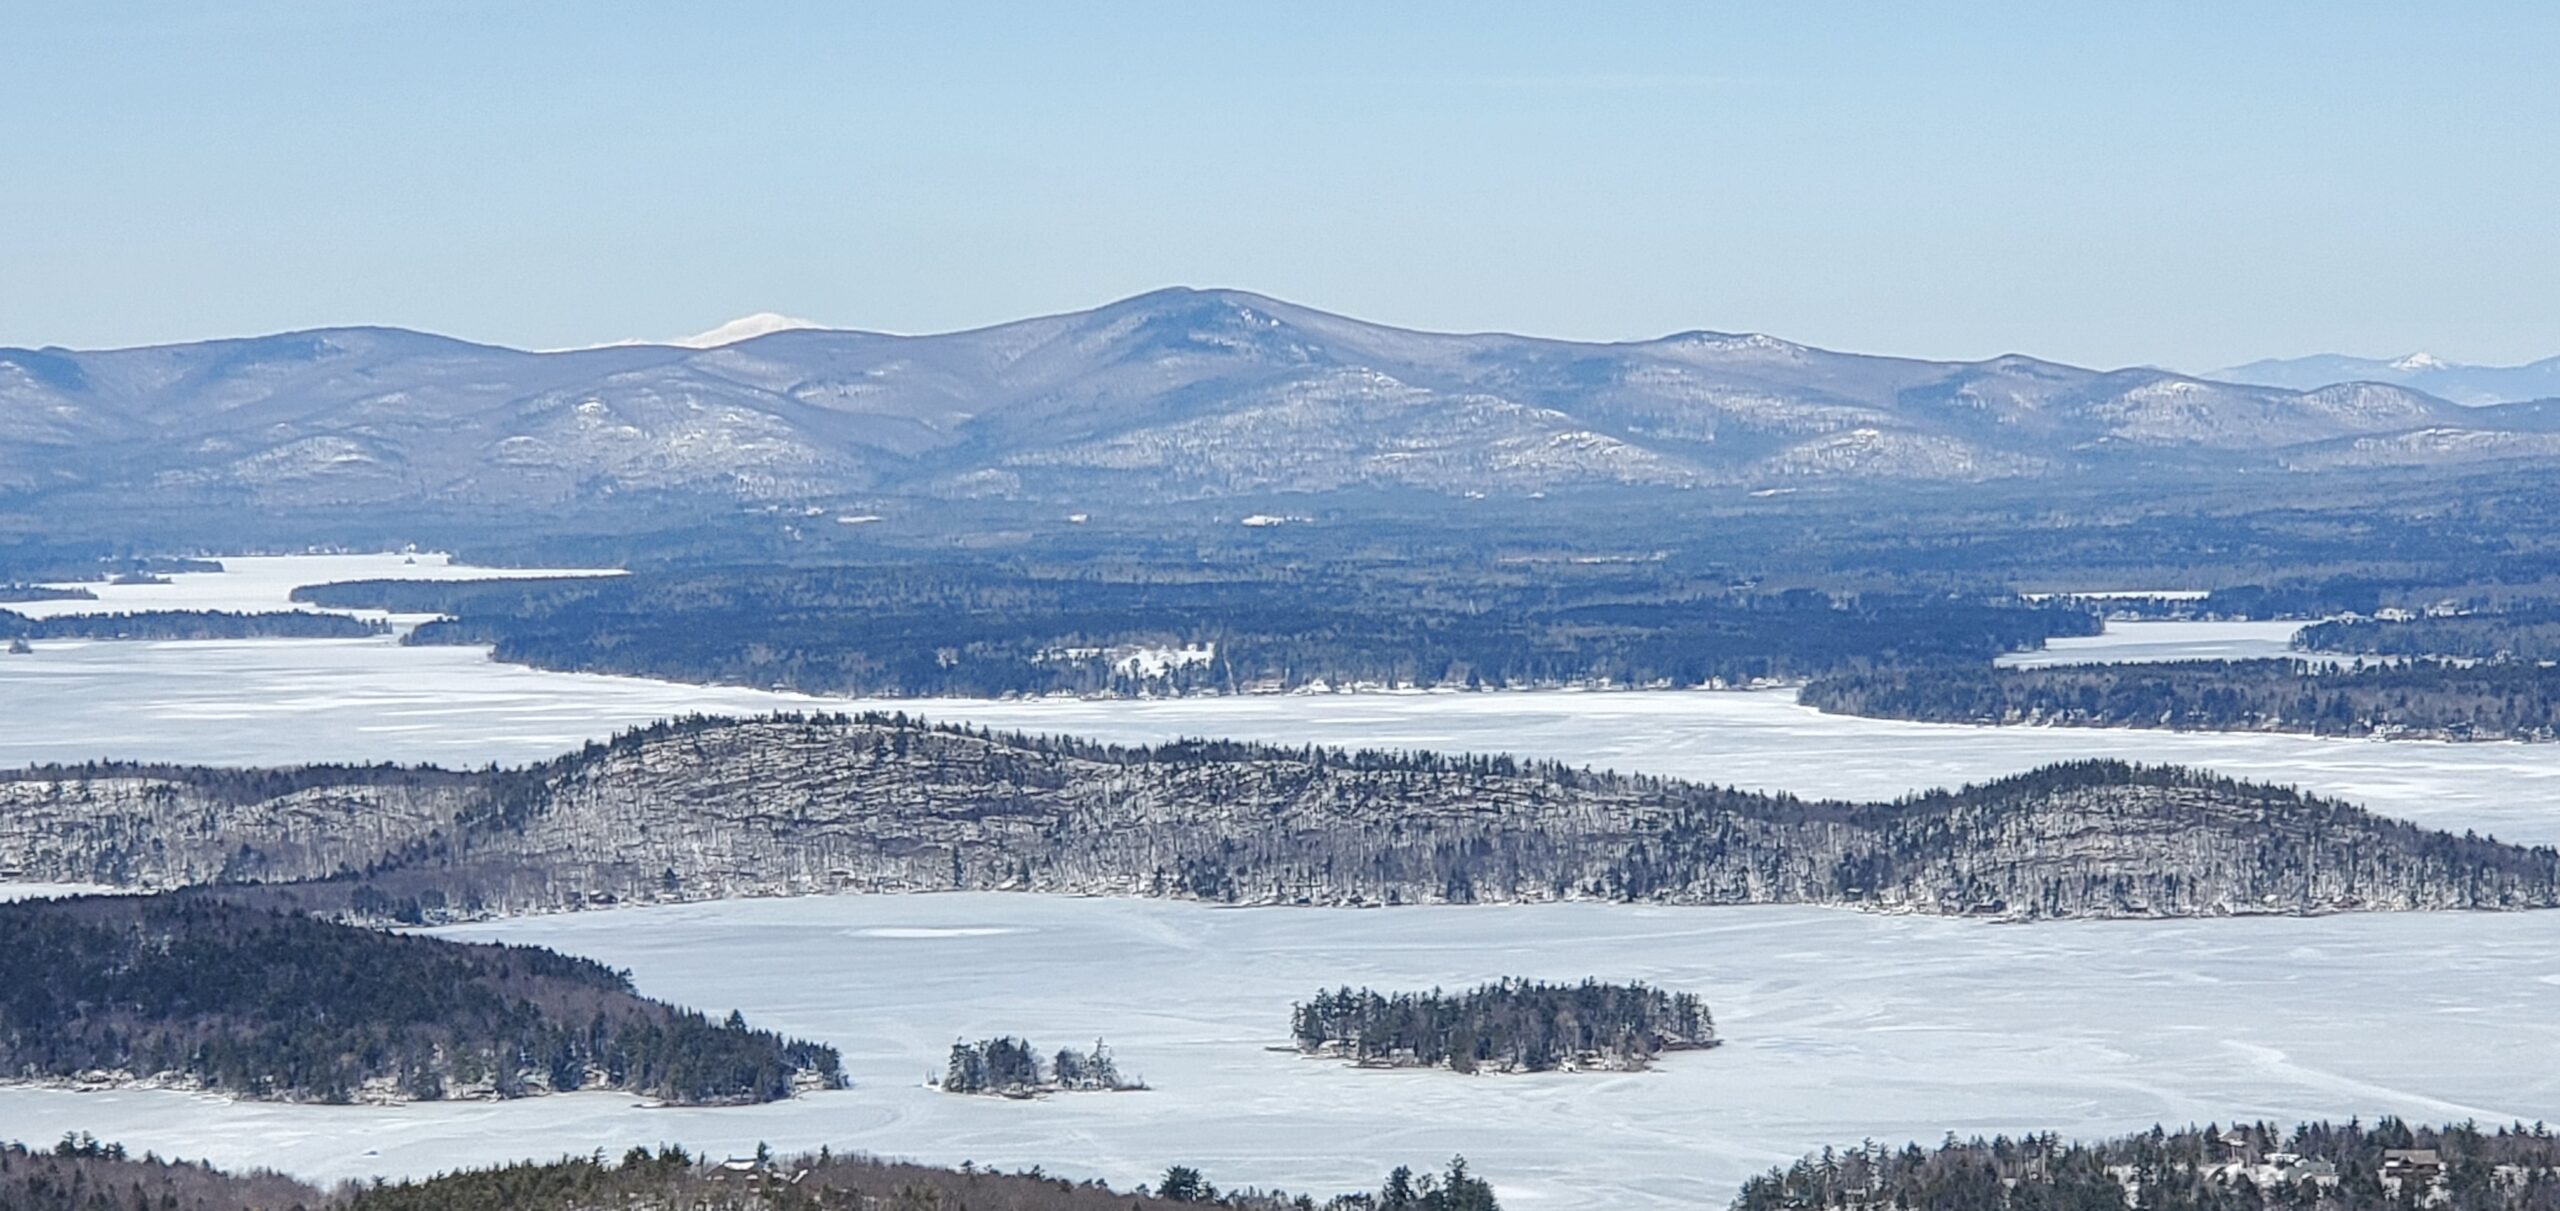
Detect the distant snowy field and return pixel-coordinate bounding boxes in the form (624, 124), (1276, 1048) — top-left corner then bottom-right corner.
(0, 895), (2553, 1209)
(1996, 619), (2303, 666)
(7, 552), (620, 622)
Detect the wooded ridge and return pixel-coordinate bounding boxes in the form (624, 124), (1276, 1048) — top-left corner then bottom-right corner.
(3, 713), (2552, 922)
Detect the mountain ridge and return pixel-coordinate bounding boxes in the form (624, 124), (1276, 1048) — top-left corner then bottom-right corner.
(2210, 349), (2560, 405)
(3, 288), (2539, 514)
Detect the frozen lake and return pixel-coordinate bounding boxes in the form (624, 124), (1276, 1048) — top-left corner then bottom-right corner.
(1996, 619), (2303, 667)
(6, 551), (619, 623)
(1, 894), (2553, 1208)
(1, 558), (2556, 845)
(4, 557), (2557, 1201)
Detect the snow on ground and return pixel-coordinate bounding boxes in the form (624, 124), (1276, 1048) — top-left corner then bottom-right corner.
(1, 895), (2553, 1209)
(0, 637), (824, 769)
(1996, 619), (2304, 667)
(0, 882), (137, 902)
(8, 552), (620, 622)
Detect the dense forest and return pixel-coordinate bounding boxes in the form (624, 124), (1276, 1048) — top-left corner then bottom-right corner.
(3, 1137), (1500, 1211)
(940, 1036), (1140, 1095)
(292, 562), (2099, 696)
(0, 608), (387, 641)
(1291, 979), (1715, 1073)
(1802, 657), (2560, 739)
(1735, 1117), (2560, 1211)
(0, 895), (841, 1103)
(10, 715), (2559, 921)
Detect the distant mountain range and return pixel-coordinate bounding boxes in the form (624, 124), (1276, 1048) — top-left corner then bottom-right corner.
(2, 288), (2552, 515)
(2209, 351), (2560, 406)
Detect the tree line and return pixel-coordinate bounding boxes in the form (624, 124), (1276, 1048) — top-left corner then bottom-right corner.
(1802, 657), (2560, 740)
(291, 562), (2099, 697)
(2300, 605), (2560, 663)
(0, 608), (386, 641)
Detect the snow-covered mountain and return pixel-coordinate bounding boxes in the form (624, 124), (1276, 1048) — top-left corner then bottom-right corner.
(564, 312), (833, 352)
(0, 288), (2520, 513)
(2209, 351), (2560, 406)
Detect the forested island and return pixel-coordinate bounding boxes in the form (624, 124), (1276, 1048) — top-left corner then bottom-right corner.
(6, 1137), (1499, 1211)
(940, 1036), (1141, 1095)
(1292, 980), (1714, 1074)
(1802, 658), (2560, 740)
(291, 564), (2099, 696)
(0, 608), (387, 641)
(0, 895), (842, 1104)
(5, 714), (2555, 922)
(1737, 1117), (2560, 1211)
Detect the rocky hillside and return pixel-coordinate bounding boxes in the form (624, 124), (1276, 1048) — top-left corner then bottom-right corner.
(4, 714), (2552, 921)
(0, 289), (2502, 516)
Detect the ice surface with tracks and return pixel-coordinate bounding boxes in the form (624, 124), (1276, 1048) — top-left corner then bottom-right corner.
(0, 895), (2551, 1209)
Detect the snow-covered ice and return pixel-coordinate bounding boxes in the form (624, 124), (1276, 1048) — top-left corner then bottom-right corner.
(1996, 619), (2303, 666)
(8, 552), (619, 622)
(0, 895), (2553, 1209)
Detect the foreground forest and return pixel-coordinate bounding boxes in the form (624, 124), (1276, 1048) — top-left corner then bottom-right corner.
(1739, 1118), (2560, 1211)
(1, 1138), (1499, 1211)
(2, 714), (2554, 922)
(21, 1115), (2560, 1211)
(0, 896), (840, 1104)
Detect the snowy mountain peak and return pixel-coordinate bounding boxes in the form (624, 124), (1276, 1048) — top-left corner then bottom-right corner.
(2390, 352), (2452, 372)
(672, 313), (827, 348)
(557, 313), (830, 352)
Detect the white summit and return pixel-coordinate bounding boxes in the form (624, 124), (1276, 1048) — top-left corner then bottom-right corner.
(567, 313), (830, 351)
(668, 312), (828, 348)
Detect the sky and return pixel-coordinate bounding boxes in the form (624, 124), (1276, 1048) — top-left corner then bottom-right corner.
(3, 2), (2555, 370)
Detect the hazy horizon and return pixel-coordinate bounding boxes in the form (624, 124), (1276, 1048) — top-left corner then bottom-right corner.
(7, 3), (2556, 369)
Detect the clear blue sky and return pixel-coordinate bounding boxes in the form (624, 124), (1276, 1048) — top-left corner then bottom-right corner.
(5, 2), (2554, 369)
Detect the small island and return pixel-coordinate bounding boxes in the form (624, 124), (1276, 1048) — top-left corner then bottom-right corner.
(0, 894), (843, 1105)
(1292, 979), (1717, 1074)
(940, 1036), (1144, 1096)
